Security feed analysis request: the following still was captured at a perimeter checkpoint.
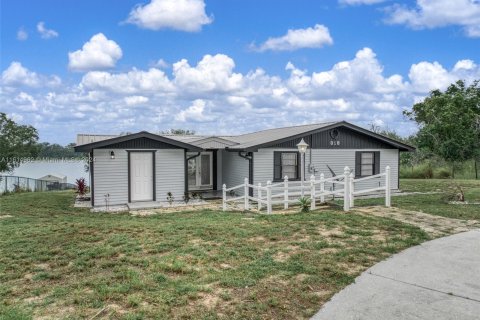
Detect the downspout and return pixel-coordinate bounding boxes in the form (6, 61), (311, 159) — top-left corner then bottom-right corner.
(185, 151), (201, 194)
(238, 152), (253, 197)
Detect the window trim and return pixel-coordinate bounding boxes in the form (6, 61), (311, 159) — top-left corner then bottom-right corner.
(355, 151), (378, 178)
(273, 151), (300, 182)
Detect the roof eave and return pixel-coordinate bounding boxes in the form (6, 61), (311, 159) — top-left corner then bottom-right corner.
(74, 131), (203, 152)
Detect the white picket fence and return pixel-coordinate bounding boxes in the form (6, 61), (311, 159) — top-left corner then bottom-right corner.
(222, 166), (391, 214)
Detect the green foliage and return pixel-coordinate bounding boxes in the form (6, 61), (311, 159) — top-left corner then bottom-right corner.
(166, 192), (174, 205)
(161, 129), (195, 135)
(404, 80), (480, 164)
(298, 197), (311, 213)
(35, 142), (81, 158)
(0, 112), (39, 172)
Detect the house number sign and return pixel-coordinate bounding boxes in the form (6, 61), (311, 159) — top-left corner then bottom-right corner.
(329, 129), (341, 146)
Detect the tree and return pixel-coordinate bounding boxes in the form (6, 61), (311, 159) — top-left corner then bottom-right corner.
(161, 129), (195, 135)
(36, 142), (81, 158)
(0, 113), (39, 172)
(404, 80), (480, 177)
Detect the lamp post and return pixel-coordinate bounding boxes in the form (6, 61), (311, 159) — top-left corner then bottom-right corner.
(297, 138), (309, 197)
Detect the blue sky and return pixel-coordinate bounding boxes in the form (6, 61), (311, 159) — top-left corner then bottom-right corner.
(1, 0), (480, 144)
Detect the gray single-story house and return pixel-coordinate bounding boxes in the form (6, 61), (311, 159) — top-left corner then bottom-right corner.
(74, 121), (414, 207)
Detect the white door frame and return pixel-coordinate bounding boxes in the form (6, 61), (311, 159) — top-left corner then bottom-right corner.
(129, 151), (155, 202)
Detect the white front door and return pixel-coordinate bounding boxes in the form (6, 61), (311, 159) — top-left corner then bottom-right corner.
(130, 152), (154, 202)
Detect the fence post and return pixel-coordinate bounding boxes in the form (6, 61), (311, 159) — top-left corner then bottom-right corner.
(349, 172), (355, 208)
(284, 176), (289, 209)
(343, 167), (350, 212)
(258, 183), (262, 211)
(385, 166), (391, 207)
(244, 177), (249, 210)
(320, 173), (325, 203)
(267, 180), (272, 214)
(222, 184), (227, 211)
(310, 175), (316, 210)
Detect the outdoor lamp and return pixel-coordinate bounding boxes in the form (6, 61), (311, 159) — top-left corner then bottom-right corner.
(110, 151), (115, 159)
(297, 138), (308, 153)
(297, 138), (309, 195)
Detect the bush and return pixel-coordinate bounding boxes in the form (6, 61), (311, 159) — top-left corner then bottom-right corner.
(434, 168), (451, 179)
(298, 197), (311, 213)
(75, 178), (87, 197)
(400, 163), (434, 179)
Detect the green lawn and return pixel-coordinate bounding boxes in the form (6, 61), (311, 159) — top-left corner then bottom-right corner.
(356, 179), (480, 220)
(0, 192), (428, 319)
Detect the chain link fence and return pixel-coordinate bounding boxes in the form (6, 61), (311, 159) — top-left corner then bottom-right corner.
(0, 175), (76, 194)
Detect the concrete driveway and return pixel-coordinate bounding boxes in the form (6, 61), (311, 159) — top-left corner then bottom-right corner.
(312, 230), (480, 320)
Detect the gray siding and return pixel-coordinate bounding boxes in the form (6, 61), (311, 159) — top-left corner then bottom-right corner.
(253, 148), (399, 192)
(93, 149), (128, 206)
(221, 150), (249, 195)
(216, 150), (223, 190)
(156, 149), (185, 202)
(93, 148), (185, 207)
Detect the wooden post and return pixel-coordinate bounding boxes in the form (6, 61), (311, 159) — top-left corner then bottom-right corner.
(222, 184), (227, 211)
(310, 175), (316, 210)
(258, 183), (262, 211)
(244, 177), (249, 210)
(320, 173), (325, 203)
(343, 167), (350, 212)
(385, 166), (391, 207)
(349, 172), (355, 208)
(266, 181), (272, 214)
(284, 176), (289, 209)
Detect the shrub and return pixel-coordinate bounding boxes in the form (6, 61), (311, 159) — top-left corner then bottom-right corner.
(166, 192), (174, 205)
(298, 197), (311, 213)
(434, 168), (451, 179)
(75, 178), (87, 197)
(183, 192), (191, 204)
(441, 183), (465, 203)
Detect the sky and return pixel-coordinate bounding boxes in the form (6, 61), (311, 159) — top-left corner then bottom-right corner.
(1, 0), (479, 144)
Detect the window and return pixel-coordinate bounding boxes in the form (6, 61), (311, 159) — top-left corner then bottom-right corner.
(274, 152), (299, 180)
(361, 152), (374, 176)
(355, 151), (380, 177)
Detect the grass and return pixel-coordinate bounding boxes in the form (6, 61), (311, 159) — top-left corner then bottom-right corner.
(0, 191), (428, 319)
(355, 179), (480, 220)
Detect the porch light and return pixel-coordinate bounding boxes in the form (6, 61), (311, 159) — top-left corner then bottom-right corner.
(297, 138), (309, 196)
(297, 138), (308, 154)
(110, 151), (115, 159)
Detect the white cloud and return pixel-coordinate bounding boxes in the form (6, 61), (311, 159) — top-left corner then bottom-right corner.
(126, 0), (212, 32)
(1, 61), (60, 87)
(37, 22), (59, 39)
(175, 99), (214, 122)
(124, 95), (149, 105)
(253, 24), (333, 52)
(17, 27), (28, 41)
(3, 49), (479, 143)
(68, 33), (123, 72)
(385, 0), (480, 37)
(80, 68), (173, 94)
(339, 0), (386, 5)
(173, 54), (243, 93)
(151, 58), (169, 69)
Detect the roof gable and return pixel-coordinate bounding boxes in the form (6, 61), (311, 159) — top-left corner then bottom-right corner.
(74, 131), (203, 152)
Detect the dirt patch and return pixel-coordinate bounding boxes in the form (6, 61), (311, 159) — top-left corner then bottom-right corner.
(34, 263), (50, 271)
(318, 227), (344, 238)
(355, 206), (480, 237)
(0, 214), (13, 219)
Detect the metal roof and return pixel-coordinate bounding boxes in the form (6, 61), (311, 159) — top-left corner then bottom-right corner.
(75, 121), (414, 151)
(227, 121), (338, 149)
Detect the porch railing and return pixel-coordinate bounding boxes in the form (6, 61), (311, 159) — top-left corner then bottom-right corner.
(222, 166), (391, 214)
